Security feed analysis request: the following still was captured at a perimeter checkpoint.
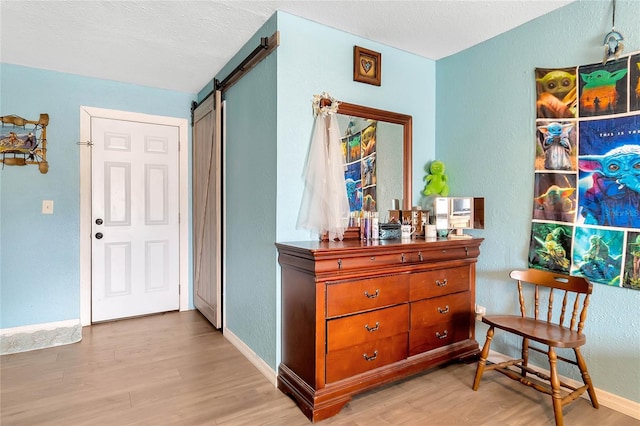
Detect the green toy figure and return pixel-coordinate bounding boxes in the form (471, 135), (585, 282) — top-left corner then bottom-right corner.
(423, 160), (449, 196)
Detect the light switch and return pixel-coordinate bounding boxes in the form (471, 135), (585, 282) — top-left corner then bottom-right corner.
(42, 200), (54, 214)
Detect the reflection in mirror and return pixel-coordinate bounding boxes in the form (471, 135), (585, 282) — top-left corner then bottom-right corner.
(450, 197), (472, 229)
(336, 116), (403, 218)
(434, 196), (485, 239)
(332, 101), (413, 219)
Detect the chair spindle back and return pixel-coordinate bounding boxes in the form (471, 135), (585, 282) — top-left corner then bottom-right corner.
(510, 269), (593, 333)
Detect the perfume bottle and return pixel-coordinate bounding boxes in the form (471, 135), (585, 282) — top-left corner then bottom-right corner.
(371, 211), (379, 240)
(362, 211), (371, 240)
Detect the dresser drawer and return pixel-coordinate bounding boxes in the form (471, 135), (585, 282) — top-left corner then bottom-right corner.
(317, 252), (405, 273)
(410, 291), (470, 329)
(409, 266), (469, 301)
(326, 333), (407, 383)
(409, 320), (470, 356)
(327, 304), (409, 352)
(326, 275), (409, 318)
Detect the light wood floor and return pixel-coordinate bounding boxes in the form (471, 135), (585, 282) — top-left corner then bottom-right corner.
(1, 311), (637, 426)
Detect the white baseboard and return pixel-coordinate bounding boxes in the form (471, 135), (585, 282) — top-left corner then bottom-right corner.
(0, 319), (82, 355)
(223, 327), (277, 386)
(488, 350), (640, 420)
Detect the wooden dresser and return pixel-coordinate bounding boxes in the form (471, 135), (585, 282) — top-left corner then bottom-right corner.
(275, 237), (483, 422)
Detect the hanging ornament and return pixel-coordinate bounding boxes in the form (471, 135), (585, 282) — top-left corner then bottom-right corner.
(602, 0), (624, 64)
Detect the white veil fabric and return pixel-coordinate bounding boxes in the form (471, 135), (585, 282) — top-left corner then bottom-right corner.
(297, 94), (350, 241)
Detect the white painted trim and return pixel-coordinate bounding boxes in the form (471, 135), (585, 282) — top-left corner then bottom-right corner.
(79, 106), (189, 326)
(223, 327), (277, 386)
(488, 350), (640, 420)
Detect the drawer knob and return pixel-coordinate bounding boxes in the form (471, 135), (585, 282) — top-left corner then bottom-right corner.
(363, 350), (378, 361)
(364, 322), (380, 332)
(436, 330), (449, 339)
(418, 251), (424, 261)
(364, 289), (379, 299)
(337, 259), (342, 269)
(438, 305), (450, 314)
(436, 278), (448, 287)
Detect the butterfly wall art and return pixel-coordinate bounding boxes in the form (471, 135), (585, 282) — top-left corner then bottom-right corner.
(353, 45), (381, 86)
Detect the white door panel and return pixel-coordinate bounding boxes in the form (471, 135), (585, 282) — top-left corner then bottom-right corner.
(92, 117), (179, 322)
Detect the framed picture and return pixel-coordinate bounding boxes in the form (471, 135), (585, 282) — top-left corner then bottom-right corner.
(353, 46), (381, 86)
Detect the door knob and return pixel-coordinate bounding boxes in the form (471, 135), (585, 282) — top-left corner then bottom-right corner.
(95, 218), (103, 225)
(95, 232), (103, 239)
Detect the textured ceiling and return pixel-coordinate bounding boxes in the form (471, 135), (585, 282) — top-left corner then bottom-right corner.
(0, 1), (575, 93)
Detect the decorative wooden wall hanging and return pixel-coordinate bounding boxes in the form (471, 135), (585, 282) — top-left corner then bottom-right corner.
(0, 114), (49, 173)
(354, 46), (381, 86)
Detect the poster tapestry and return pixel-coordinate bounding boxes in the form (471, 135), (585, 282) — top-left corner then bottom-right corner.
(530, 52), (640, 290)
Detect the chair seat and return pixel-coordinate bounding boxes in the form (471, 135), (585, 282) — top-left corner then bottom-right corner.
(482, 315), (586, 348)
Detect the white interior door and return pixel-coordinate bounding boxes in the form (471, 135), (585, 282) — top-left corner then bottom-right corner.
(91, 117), (180, 322)
(192, 91), (222, 328)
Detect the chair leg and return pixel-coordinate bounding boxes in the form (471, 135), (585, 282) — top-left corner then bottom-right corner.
(548, 348), (564, 426)
(521, 337), (530, 378)
(574, 347), (599, 409)
(472, 326), (494, 391)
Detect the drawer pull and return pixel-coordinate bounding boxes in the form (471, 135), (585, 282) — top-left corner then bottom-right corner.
(363, 350), (378, 361)
(370, 256), (376, 261)
(418, 251), (423, 261)
(436, 278), (448, 287)
(364, 322), (380, 332)
(401, 253), (405, 263)
(436, 330), (448, 339)
(438, 305), (450, 314)
(364, 289), (379, 299)
(337, 259), (342, 269)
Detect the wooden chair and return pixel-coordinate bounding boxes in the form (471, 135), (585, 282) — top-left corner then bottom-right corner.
(472, 269), (599, 426)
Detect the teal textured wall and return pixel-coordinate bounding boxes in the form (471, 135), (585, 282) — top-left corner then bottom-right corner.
(217, 15), (279, 368)
(216, 11), (436, 369)
(437, 0), (640, 403)
(0, 64), (193, 328)
(275, 12), (436, 246)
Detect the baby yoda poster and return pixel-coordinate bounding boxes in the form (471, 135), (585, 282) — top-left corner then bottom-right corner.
(578, 60), (628, 117)
(530, 52), (640, 290)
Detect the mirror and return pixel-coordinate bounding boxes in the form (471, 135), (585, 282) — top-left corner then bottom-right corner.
(434, 196), (485, 238)
(334, 101), (413, 214)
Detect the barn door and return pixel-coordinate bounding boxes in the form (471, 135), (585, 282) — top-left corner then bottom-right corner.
(192, 91), (222, 328)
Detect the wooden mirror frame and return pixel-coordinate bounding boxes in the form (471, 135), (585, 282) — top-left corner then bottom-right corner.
(335, 101), (413, 210)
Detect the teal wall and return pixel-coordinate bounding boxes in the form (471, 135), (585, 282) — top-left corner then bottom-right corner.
(215, 11), (436, 369)
(215, 15), (279, 367)
(0, 64), (194, 328)
(437, 0), (640, 403)
(275, 12), (436, 246)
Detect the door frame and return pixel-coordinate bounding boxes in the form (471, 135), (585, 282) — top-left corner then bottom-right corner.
(79, 106), (189, 326)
